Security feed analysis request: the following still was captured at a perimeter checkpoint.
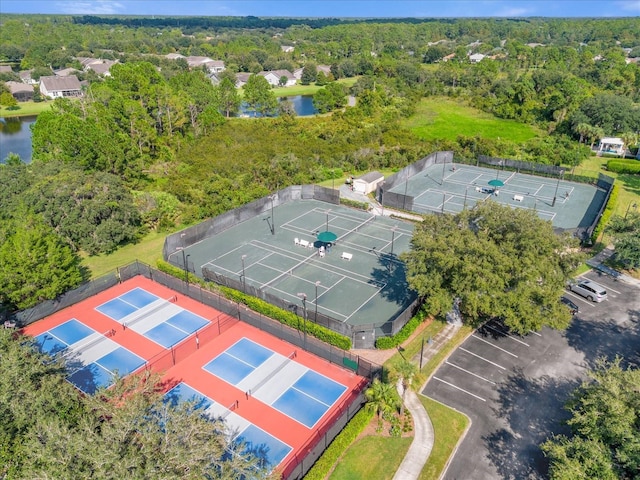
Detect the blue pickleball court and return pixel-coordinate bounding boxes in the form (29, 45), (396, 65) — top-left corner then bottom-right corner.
(95, 287), (161, 321)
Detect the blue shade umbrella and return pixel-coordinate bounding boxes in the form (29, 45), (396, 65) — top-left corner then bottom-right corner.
(317, 231), (337, 243)
(488, 179), (505, 188)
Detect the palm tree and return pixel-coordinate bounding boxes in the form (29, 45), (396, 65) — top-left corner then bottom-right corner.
(619, 132), (638, 157)
(364, 378), (399, 423)
(394, 359), (419, 416)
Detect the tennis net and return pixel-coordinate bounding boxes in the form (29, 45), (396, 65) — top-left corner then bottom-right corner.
(337, 215), (375, 242)
(246, 350), (297, 397)
(64, 333), (107, 357)
(123, 297), (173, 329)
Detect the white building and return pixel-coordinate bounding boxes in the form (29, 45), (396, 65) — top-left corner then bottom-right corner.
(39, 75), (83, 98)
(353, 171), (385, 195)
(597, 137), (625, 156)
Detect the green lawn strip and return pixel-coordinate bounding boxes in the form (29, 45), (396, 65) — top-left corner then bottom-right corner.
(402, 97), (539, 143)
(329, 435), (412, 480)
(0, 101), (53, 117)
(418, 395), (469, 480)
(80, 230), (166, 279)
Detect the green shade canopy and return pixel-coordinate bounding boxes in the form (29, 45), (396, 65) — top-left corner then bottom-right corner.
(317, 231), (338, 243)
(488, 179), (505, 187)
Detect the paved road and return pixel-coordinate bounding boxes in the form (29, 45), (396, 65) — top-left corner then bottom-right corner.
(423, 270), (640, 480)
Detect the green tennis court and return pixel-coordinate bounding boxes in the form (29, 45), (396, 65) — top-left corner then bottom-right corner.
(169, 200), (416, 333)
(389, 163), (607, 231)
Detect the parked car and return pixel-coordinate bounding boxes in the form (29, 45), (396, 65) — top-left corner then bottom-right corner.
(560, 296), (579, 315)
(568, 279), (608, 303)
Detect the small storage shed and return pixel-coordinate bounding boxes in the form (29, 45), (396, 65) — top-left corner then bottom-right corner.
(353, 171), (384, 195)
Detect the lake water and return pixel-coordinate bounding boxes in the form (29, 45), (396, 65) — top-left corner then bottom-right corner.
(0, 115), (36, 163)
(0, 96), (316, 164)
(240, 95), (317, 117)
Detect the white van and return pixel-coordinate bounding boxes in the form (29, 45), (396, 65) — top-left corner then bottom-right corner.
(569, 279), (607, 302)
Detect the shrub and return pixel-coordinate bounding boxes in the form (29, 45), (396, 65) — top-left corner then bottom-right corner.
(606, 160), (640, 174)
(303, 406), (374, 480)
(591, 182), (620, 244)
(340, 197), (370, 210)
(375, 310), (427, 349)
(157, 259), (351, 349)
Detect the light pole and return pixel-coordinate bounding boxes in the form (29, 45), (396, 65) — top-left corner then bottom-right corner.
(314, 281), (320, 322)
(381, 182), (385, 217)
(625, 202), (638, 218)
(390, 226), (397, 255)
(442, 192), (446, 214)
(464, 186), (469, 210)
(270, 195), (275, 234)
(552, 169), (564, 207)
(297, 293), (307, 349)
(326, 209), (331, 232)
(241, 255), (247, 291)
(185, 254), (190, 286)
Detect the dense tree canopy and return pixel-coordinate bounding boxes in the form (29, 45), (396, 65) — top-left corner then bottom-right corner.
(542, 358), (640, 480)
(606, 212), (640, 268)
(0, 329), (271, 479)
(402, 202), (584, 334)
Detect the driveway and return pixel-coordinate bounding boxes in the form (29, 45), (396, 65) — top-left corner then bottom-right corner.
(423, 271), (640, 479)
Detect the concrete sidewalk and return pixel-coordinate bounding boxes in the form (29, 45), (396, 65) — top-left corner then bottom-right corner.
(392, 322), (461, 480)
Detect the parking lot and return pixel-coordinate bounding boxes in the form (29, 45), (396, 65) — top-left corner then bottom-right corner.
(423, 270), (640, 480)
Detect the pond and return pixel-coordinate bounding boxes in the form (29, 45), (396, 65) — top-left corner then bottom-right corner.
(240, 95), (317, 117)
(0, 115), (36, 163)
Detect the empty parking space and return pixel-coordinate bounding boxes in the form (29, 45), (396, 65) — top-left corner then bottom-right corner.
(425, 272), (640, 479)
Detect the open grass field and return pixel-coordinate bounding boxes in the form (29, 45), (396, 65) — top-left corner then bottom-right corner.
(81, 231), (166, 279)
(403, 97), (540, 143)
(573, 154), (640, 218)
(0, 101), (52, 117)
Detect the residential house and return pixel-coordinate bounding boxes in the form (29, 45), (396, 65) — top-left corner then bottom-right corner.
(235, 72), (252, 88)
(19, 70), (37, 84)
(597, 137), (625, 156)
(281, 45), (294, 53)
(293, 64), (332, 80)
(469, 53), (486, 63)
(185, 56), (225, 73)
(0, 65), (13, 74)
(5, 81), (34, 102)
(75, 57), (118, 76)
(260, 70), (296, 87)
(39, 75), (83, 98)
(54, 67), (80, 77)
(165, 53), (185, 60)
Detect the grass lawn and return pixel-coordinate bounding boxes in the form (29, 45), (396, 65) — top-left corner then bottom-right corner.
(329, 435), (412, 480)
(1, 101), (52, 117)
(402, 97), (540, 143)
(419, 396), (469, 480)
(573, 154), (640, 218)
(80, 231), (166, 279)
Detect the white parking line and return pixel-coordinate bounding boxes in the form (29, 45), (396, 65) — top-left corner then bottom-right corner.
(471, 335), (518, 357)
(565, 290), (597, 307)
(446, 361), (496, 385)
(529, 331), (542, 337)
(459, 347), (507, 370)
(484, 324), (530, 346)
(433, 376), (486, 401)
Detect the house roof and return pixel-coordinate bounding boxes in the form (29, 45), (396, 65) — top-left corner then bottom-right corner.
(0, 65), (13, 73)
(85, 59), (117, 75)
(55, 67), (79, 77)
(600, 137), (624, 145)
(165, 53), (185, 60)
(5, 81), (34, 94)
(355, 171), (384, 183)
(261, 69), (295, 80)
(40, 75), (82, 92)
